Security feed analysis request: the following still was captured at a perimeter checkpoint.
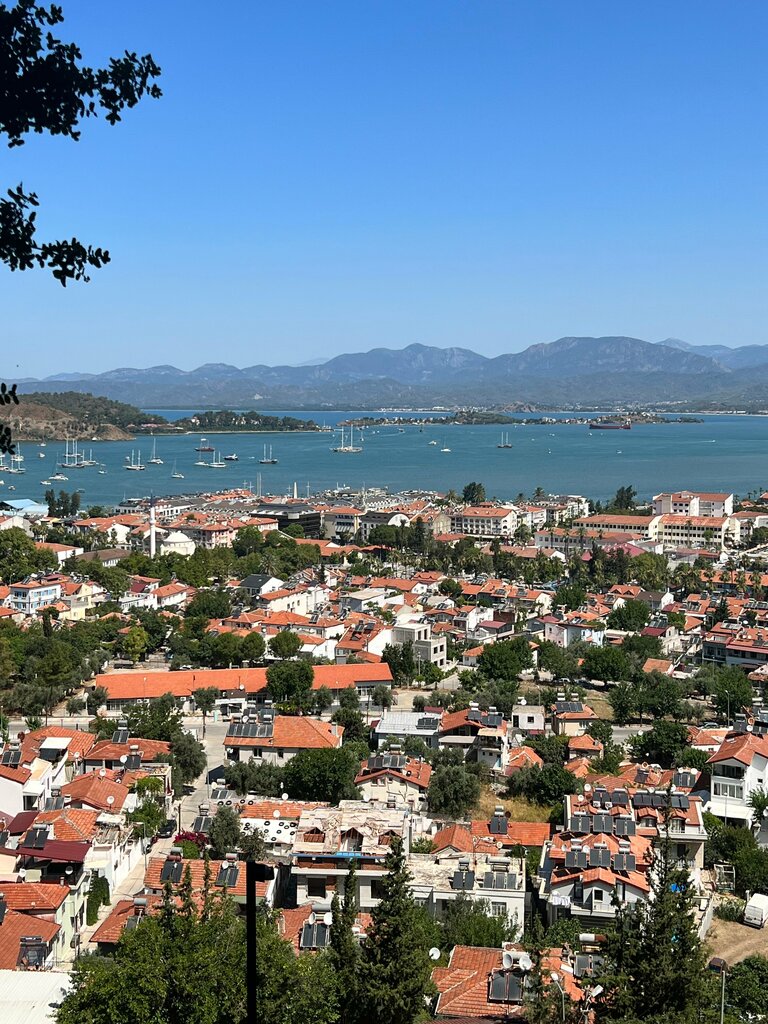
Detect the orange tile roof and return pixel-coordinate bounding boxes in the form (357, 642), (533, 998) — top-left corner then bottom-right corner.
(19, 726), (96, 764)
(432, 824), (496, 855)
(707, 732), (768, 766)
(61, 774), (129, 812)
(1, 882), (69, 912)
(355, 755), (432, 790)
(85, 738), (172, 763)
(238, 799), (328, 820)
(94, 663), (393, 700)
(0, 908), (59, 969)
(33, 808), (100, 842)
(226, 716), (343, 751)
(470, 820), (553, 847)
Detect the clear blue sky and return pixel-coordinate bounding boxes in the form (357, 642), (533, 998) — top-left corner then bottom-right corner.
(3, 0), (768, 377)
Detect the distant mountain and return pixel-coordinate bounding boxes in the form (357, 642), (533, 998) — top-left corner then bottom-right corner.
(14, 336), (768, 410)
(656, 337), (768, 370)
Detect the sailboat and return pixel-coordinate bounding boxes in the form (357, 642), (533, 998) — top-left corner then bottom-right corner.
(7, 449), (26, 474)
(98, 464), (107, 475)
(331, 425), (362, 453)
(171, 460), (184, 479)
(208, 451), (226, 468)
(125, 449), (145, 471)
(440, 439), (451, 452)
(80, 448), (98, 466)
(195, 437), (214, 452)
(497, 432), (513, 449)
(59, 439), (85, 469)
(259, 444), (278, 465)
(38, 451), (45, 458)
(148, 436), (163, 465)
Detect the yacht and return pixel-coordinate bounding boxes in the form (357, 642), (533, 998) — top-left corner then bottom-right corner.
(224, 452), (239, 462)
(195, 437), (214, 452)
(148, 436), (163, 465)
(259, 445), (278, 464)
(331, 425), (362, 453)
(125, 450), (146, 471)
(50, 471), (68, 481)
(171, 460), (184, 479)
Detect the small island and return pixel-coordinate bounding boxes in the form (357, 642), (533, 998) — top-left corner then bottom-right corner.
(171, 409), (320, 432)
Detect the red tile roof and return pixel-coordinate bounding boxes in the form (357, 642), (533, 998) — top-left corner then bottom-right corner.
(85, 738), (171, 763)
(0, 882), (69, 912)
(61, 774), (129, 812)
(0, 908), (59, 969)
(226, 717), (343, 751)
(470, 820), (553, 847)
(143, 856), (269, 901)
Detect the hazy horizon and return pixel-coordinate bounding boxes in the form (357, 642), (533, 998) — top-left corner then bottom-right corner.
(3, 1), (768, 377)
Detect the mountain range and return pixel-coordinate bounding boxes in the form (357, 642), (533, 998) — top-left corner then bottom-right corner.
(14, 336), (768, 410)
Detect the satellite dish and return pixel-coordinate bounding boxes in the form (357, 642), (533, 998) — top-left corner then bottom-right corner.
(323, 912), (333, 926)
(519, 954), (533, 972)
(519, 697), (527, 706)
(308, 912), (316, 925)
(502, 951), (514, 969)
(281, 792), (289, 801)
(119, 754), (128, 764)
(550, 971), (560, 983)
(584, 783), (592, 793)
(429, 947), (441, 961)
(99, 768), (107, 778)
(747, 723), (754, 732)
(242, 715), (249, 723)
(106, 795), (115, 806)
(273, 810), (281, 819)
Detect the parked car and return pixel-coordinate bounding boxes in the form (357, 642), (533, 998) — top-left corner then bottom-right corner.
(156, 819), (176, 839)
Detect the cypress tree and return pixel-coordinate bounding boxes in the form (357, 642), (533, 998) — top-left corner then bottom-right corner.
(329, 859), (360, 1024)
(359, 836), (435, 1024)
(597, 838), (714, 1023)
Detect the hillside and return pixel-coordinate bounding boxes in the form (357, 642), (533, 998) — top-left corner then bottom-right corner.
(5, 392), (165, 441)
(13, 336), (768, 410)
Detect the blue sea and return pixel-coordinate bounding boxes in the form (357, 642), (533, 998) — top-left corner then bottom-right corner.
(9, 412), (768, 507)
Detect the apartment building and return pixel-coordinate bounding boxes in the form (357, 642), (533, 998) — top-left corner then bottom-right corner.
(392, 619), (447, 668)
(652, 491), (734, 518)
(450, 504), (524, 538)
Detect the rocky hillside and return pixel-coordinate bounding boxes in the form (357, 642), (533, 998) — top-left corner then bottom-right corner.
(3, 392), (162, 441)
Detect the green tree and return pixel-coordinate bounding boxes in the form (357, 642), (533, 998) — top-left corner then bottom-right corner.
(170, 730), (207, 786)
(462, 482), (486, 504)
(185, 589), (232, 620)
(477, 637), (532, 681)
(371, 684), (393, 709)
(598, 842), (712, 1023)
(582, 645), (630, 683)
(611, 484), (637, 511)
(629, 720), (689, 769)
(606, 599), (650, 632)
(359, 836), (435, 1024)
(192, 686), (219, 737)
(266, 659), (314, 705)
(428, 765), (481, 817)
(208, 805), (241, 859)
(283, 747), (360, 804)
(329, 859), (360, 1024)
(313, 685), (334, 714)
(727, 955), (768, 1019)
(507, 763), (577, 805)
(121, 625), (150, 665)
(65, 695), (85, 716)
(441, 893), (519, 948)
(85, 684), (109, 714)
(553, 583), (586, 611)
(269, 630), (302, 660)
(241, 630), (266, 665)
(0, 526), (55, 582)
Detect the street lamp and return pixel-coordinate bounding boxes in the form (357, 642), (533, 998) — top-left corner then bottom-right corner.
(549, 971), (567, 1023)
(709, 957), (728, 1024)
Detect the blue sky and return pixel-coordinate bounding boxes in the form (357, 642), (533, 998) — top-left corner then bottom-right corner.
(3, 1), (768, 376)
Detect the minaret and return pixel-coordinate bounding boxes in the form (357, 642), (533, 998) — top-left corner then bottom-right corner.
(149, 495), (157, 558)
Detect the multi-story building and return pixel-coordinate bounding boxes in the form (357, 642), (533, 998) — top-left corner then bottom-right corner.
(450, 504), (523, 538)
(355, 752), (432, 811)
(706, 731), (768, 824)
(408, 852), (525, 926)
(223, 707), (344, 766)
(291, 801), (410, 911)
(392, 620), (447, 668)
(6, 576), (63, 615)
(438, 704), (510, 772)
(652, 491), (734, 518)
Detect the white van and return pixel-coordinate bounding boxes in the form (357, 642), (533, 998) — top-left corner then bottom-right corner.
(744, 893), (768, 928)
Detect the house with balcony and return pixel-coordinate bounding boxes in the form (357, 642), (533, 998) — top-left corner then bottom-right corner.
(438, 704), (510, 773)
(6, 577), (63, 616)
(706, 731), (768, 824)
(355, 752), (432, 812)
(373, 710), (442, 750)
(392, 620), (447, 668)
(291, 801), (409, 911)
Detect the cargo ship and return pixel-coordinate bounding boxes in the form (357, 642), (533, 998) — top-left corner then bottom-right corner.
(588, 419), (631, 430)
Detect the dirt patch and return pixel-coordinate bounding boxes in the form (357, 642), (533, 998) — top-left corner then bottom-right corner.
(475, 784), (556, 823)
(706, 918), (768, 965)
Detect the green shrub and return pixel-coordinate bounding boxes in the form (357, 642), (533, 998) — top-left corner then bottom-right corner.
(86, 874), (110, 925)
(715, 897), (745, 922)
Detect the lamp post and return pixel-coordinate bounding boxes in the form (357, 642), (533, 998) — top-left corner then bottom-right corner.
(549, 972), (567, 1023)
(709, 957), (728, 1024)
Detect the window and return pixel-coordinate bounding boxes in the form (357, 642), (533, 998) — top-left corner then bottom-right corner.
(713, 781), (743, 800)
(307, 878), (326, 899)
(491, 902), (506, 917)
(594, 890), (604, 903)
(371, 878), (386, 901)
